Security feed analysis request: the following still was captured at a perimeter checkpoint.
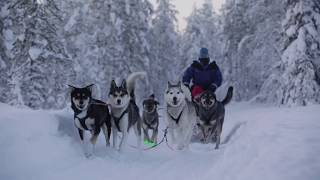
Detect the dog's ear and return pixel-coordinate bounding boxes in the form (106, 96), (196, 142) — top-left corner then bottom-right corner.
(121, 79), (127, 89)
(85, 84), (94, 93)
(149, 94), (155, 99)
(167, 81), (173, 88)
(110, 80), (116, 92)
(68, 84), (76, 92)
(177, 81), (182, 87)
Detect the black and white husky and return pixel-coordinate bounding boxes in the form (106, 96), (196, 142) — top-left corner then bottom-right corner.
(108, 72), (145, 152)
(164, 81), (197, 150)
(142, 94), (160, 144)
(69, 84), (111, 156)
(197, 87), (233, 149)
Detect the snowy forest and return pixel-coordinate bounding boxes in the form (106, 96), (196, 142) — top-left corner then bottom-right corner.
(0, 0), (320, 109)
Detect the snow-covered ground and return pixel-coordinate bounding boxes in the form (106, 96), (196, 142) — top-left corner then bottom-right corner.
(0, 102), (319, 180)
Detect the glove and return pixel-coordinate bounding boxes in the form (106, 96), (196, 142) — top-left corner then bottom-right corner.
(209, 84), (218, 92)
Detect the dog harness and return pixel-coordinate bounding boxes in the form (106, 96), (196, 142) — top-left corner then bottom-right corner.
(144, 115), (158, 130)
(112, 108), (128, 132)
(74, 113), (90, 130)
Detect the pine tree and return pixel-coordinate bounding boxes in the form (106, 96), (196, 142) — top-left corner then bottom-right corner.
(180, 0), (221, 74)
(60, 0), (116, 99)
(256, 0), (320, 105)
(111, 0), (152, 74)
(149, 0), (179, 99)
(0, 16), (10, 103)
(6, 0), (71, 109)
(221, 0), (251, 100)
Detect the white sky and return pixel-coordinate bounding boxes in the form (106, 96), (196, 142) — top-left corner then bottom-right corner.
(150, 0), (225, 31)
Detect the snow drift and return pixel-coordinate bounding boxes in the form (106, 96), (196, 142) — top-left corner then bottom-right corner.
(0, 103), (319, 180)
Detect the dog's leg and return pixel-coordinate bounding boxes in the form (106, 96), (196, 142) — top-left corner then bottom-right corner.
(215, 134), (220, 149)
(177, 128), (185, 150)
(119, 116), (129, 152)
(134, 123), (142, 151)
(169, 127), (176, 144)
(184, 116), (197, 149)
(79, 129), (90, 157)
(151, 129), (158, 144)
(183, 126), (193, 149)
(90, 127), (101, 155)
(119, 130), (128, 152)
(102, 123), (110, 147)
(112, 126), (118, 149)
(143, 127), (150, 142)
(215, 122), (222, 150)
(78, 129), (84, 142)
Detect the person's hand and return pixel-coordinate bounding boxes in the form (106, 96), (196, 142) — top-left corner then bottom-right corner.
(209, 84), (217, 92)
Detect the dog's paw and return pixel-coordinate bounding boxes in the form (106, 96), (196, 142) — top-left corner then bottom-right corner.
(84, 152), (93, 158)
(106, 141), (111, 147)
(177, 144), (185, 150)
(90, 136), (98, 144)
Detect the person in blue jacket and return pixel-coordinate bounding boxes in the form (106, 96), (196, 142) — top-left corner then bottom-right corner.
(182, 47), (222, 101)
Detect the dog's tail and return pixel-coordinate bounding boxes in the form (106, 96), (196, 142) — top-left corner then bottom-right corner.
(222, 86), (233, 106)
(126, 71), (147, 99)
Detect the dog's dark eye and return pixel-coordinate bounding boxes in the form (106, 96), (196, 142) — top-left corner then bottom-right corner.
(177, 92), (180, 94)
(170, 92), (173, 95)
(166, 91), (169, 94)
(120, 94), (125, 97)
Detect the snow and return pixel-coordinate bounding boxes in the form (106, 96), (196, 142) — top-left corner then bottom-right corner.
(29, 47), (42, 60)
(1, 102), (319, 180)
(64, 8), (80, 31)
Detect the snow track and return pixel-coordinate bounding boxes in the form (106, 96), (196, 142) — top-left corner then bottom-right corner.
(0, 103), (319, 180)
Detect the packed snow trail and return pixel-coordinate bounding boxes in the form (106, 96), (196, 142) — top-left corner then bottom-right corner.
(0, 103), (319, 180)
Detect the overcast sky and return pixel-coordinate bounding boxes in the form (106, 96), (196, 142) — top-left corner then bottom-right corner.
(150, 0), (225, 31)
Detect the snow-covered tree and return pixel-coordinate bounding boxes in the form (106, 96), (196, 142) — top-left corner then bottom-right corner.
(256, 0), (320, 106)
(0, 15), (10, 103)
(112, 0), (152, 74)
(5, 0), (72, 109)
(59, 0), (116, 100)
(148, 0), (179, 99)
(221, 0), (286, 101)
(59, 0), (153, 102)
(180, 0), (222, 72)
(221, 0), (252, 100)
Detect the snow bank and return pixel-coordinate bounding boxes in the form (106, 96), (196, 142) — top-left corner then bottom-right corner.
(0, 103), (319, 180)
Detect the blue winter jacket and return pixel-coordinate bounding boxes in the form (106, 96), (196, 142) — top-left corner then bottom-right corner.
(182, 61), (222, 91)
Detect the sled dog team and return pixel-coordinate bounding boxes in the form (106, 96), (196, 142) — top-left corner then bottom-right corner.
(69, 71), (233, 156)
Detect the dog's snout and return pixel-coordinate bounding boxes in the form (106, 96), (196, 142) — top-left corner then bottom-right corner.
(173, 97), (177, 101)
(117, 99), (121, 104)
(79, 100), (84, 105)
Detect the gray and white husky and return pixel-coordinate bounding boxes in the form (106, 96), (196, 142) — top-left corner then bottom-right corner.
(164, 81), (197, 150)
(108, 72), (145, 152)
(197, 86), (233, 149)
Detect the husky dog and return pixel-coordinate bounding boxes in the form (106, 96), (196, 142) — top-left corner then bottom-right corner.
(164, 81), (197, 150)
(69, 84), (111, 156)
(108, 72), (145, 151)
(197, 87), (233, 149)
(142, 94), (160, 144)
